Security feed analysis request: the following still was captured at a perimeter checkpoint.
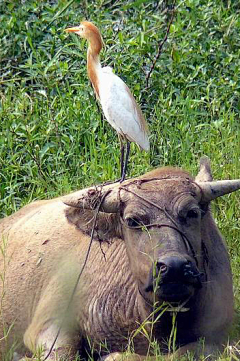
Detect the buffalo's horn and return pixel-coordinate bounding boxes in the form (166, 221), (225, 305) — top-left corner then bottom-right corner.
(197, 180), (240, 203)
(195, 156), (213, 182)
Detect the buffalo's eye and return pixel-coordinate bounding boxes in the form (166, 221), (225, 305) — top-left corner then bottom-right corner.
(178, 207), (200, 224)
(186, 209), (199, 219)
(125, 217), (142, 228)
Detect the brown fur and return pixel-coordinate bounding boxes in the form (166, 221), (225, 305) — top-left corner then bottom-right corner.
(138, 166), (193, 180)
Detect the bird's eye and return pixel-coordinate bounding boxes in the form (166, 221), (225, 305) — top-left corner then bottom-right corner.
(125, 217), (142, 228)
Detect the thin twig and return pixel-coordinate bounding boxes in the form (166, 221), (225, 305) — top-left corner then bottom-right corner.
(43, 189), (111, 360)
(145, 3), (176, 89)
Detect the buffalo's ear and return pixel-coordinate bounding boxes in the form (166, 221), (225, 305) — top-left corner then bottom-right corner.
(62, 181), (130, 213)
(62, 180), (131, 241)
(195, 156), (213, 182)
(65, 207), (122, 242)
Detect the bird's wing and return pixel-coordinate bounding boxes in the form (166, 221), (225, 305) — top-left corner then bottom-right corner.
(98, 69), (150, 151)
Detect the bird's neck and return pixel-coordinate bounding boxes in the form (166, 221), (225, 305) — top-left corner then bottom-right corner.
(87, 44), (102, 99)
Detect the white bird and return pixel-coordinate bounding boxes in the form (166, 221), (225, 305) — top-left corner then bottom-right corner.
(65, 21), (150, 181)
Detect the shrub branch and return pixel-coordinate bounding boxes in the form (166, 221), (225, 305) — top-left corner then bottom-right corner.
(145, 3), (176, 89)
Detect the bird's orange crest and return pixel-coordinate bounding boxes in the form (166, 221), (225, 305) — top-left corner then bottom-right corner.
(81, 21), (104, 53)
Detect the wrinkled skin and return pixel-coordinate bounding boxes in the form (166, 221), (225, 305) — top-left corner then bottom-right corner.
(0, 159), (238, 361)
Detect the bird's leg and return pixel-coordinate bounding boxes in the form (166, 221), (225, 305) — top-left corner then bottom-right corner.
(119, 135), (125, 179)
(120, 140), (130, 183)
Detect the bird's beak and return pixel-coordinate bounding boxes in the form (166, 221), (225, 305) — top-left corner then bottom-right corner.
(65, 27), (80, 33)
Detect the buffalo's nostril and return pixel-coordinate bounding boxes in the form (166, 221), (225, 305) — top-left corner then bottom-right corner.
(157, 257), (188, 278)
(157, 262), (168, 274)
(144, 256), (203, 297)
(183, 261), (194, 276)
(155, 257), (202, 286)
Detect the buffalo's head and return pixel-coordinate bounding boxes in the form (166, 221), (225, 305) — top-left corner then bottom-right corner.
(64, 157), (240, 307)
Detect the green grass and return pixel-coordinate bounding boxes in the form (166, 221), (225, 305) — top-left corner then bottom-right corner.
(0, 0), (240, 359)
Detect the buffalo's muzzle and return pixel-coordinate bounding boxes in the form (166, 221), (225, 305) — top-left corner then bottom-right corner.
(145, 256), (203, 303)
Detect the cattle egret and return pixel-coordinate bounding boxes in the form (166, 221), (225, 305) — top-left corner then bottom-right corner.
(65, 21), (150, 182)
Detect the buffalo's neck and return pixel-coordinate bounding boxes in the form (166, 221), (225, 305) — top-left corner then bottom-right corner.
(74, 239), (151, 353)
(82, 290), (154, 355)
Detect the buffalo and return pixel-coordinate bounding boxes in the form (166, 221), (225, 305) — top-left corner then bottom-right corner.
(0, 157), (240, 360)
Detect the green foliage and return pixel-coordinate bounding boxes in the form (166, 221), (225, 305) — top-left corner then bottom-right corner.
(0, 0), (240, 359)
